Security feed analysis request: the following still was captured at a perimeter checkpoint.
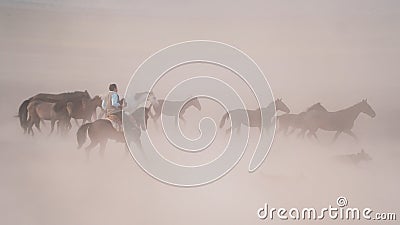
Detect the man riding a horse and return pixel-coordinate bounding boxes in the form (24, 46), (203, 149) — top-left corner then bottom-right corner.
(102, 83), (125, 130)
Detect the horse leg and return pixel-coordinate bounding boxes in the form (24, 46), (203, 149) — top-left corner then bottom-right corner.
(312, 132), (319, 141)
(41, 119), (47, 128)
(297, 129), (306, 138)
(174, 116), (179, 126)
(307, 130), (319, 141)
(234, 125), (240, 134)
(279, 126), (287, 135)
(153, 112), (161, 121)
(50, 119), (56, 135)
(74, 118), (80, 126)
(34, 119), (41, 133)
(232, 121), (241, 134)
(135, 138), (143, 150)
(67, 119), (72, 130)
(257, 125), (261, 133)
(179, 115), (187, 124)
(332, 131), (342, 143)
(148, 109), (155, 119)
(141, 120), (147, 131)
(27, 119), (35, 136)
(344, 130), (358, 142)
(288, 127), (297, 136)
(99, 140), (108, 158)
(233, 125), (240, 134)
(56, 121), (60, 134)
(85, 141), (98, 161)
(225, 126), (232, 134)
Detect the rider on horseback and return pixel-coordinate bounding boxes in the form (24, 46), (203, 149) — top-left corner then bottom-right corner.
(102, 83), (124, 129)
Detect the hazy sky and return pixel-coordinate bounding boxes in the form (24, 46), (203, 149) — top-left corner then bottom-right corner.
(1, 0), (399, 114)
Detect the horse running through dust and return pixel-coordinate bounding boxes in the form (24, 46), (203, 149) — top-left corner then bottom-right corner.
(277, 102), (327, 137)
(219, 98), (290, 134)
(300, 99), (376, 142)
(76, 113), (143, 160)
(151, 97), (202, 124)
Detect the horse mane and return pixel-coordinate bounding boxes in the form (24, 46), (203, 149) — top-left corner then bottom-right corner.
(33, 91), (90, 103)
(306, 102), (327, 112)
(263, 101), (275, 111)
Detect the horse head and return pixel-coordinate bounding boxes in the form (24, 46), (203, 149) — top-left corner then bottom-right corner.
(92, 95), (102, 108)
(147, 92), (159, 107)
(275, 98), (290, 113)
(359, 99), (376, 118)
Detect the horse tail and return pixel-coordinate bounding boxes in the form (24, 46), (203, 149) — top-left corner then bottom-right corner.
(18, 98), (32, 130)
(77, 123), (91, 149)
(219, 112), (229, 128)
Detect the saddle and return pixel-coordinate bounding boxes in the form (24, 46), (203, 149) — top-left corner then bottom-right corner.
(106, 114), (122, 131)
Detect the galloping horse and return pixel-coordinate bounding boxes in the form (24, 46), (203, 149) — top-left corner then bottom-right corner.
(151, 97), (202, 123)
(277, 102), (327, 136)
(76, 112), (142, 159)
(131, 106), (152, 131)
(301, 99), (376, 142)
(219, 98), (290, 134)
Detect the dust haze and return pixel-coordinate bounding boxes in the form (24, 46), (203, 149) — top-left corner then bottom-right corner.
(0, 1), (399, 224)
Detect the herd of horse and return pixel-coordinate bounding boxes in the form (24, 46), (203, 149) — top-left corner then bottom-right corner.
(17, 90), (376, 158)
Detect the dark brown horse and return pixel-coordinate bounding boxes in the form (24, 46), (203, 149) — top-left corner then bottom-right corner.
(64, 95), (102, 125)
(18, 91), (91, 133)
(77, 113), (142, 159)
(131, 106), (152, 130)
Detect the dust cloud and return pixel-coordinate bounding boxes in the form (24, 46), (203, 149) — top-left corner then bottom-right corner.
(0, 1), (399, 225)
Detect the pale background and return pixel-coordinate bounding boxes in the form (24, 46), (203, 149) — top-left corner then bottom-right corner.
(0, 0), (399, 224)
